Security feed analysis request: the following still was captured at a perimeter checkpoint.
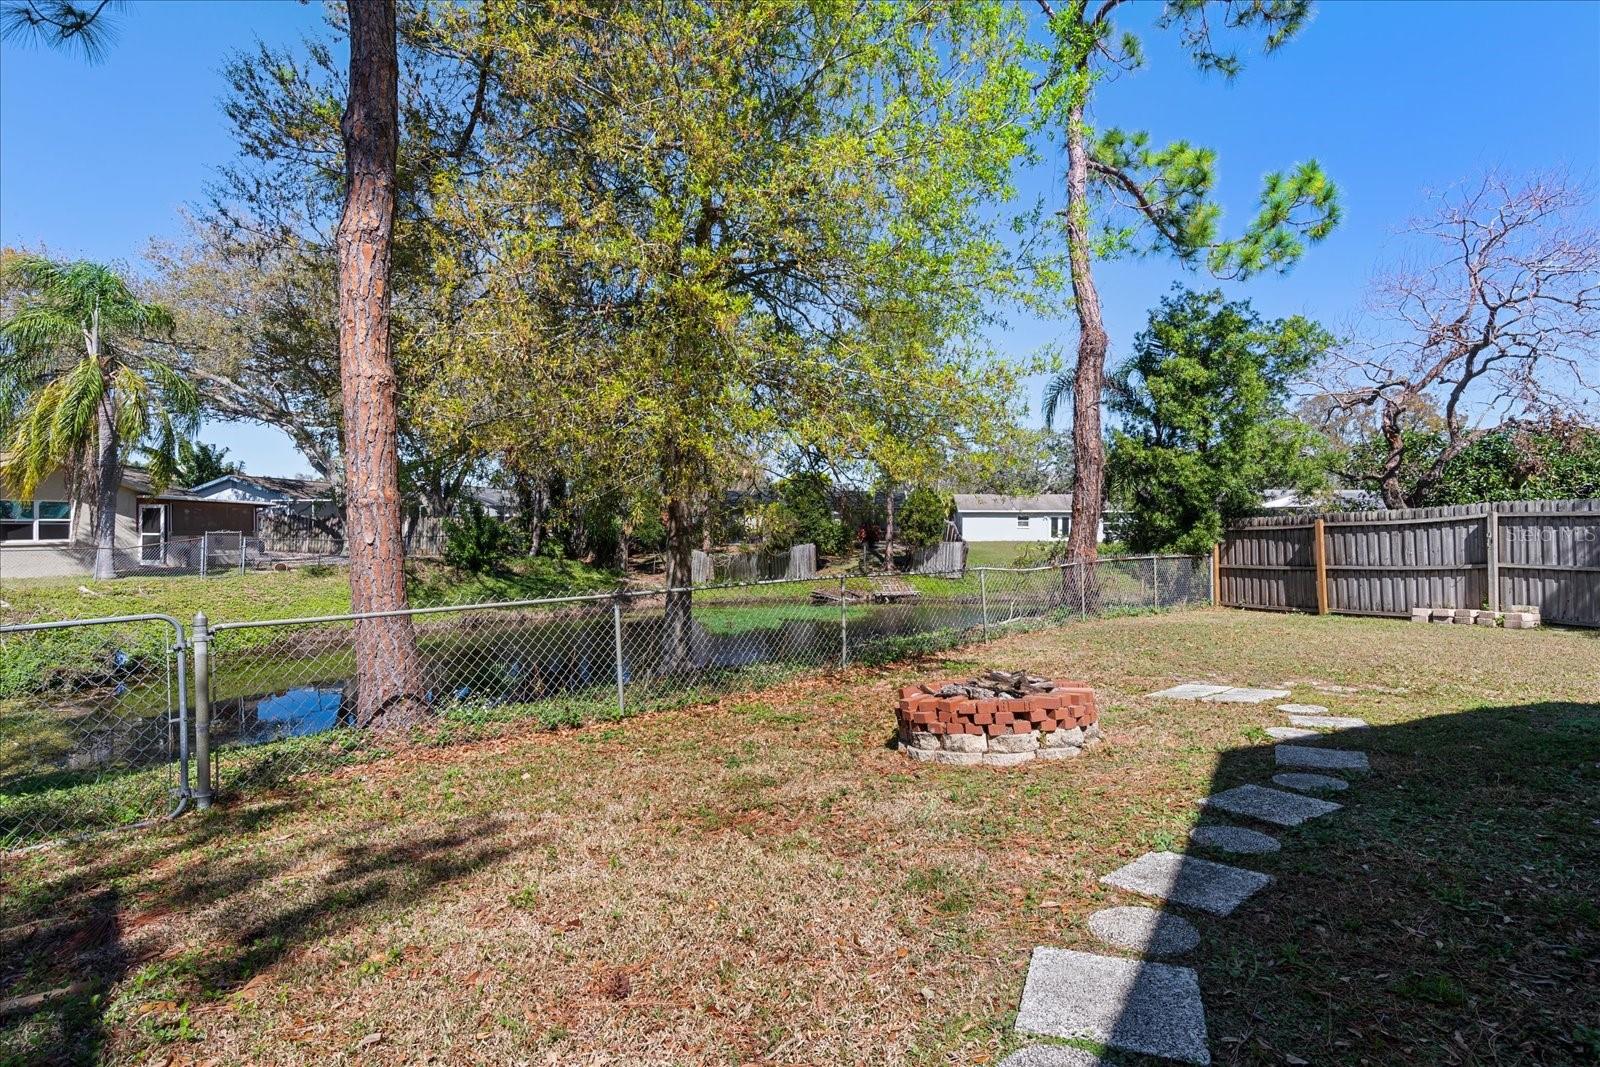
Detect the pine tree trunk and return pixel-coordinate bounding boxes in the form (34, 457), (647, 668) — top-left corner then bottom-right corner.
(91, 398), (118, 581)
(337, 0), (425, 730)
(1062, 99), (1107, 607)
(1063, 102), (1108, 563)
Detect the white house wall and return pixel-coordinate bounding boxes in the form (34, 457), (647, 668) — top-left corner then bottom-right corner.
(955, 510), (1107, 543)
(0, 471), (142, 579)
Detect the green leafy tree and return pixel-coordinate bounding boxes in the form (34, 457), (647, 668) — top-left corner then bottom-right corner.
(0, 254), (194, 579)
(897, 487), (950, 550)
(169, 440), (241, 487)
(1106, 288), (1331, 553)
(431, 2), (1039, 668)
(1032, 0), (1340, 565)
(775, 472), (844, 557)
(1344, 420), (1600, 506)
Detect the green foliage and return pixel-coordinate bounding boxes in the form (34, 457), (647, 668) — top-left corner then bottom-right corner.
(425, 3), (1040, 572)
(171, 440), (240, 487)
(441, 502), (520, 575)
(0, 253), (194, 496)
(1345, 423), (1600, 506)
(898, 486), (950, 548)
(773, 472), (844, 556)
(1107, 289), (1332, 553)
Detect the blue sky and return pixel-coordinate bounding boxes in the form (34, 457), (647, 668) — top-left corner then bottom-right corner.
(2, 0), (1597, 476)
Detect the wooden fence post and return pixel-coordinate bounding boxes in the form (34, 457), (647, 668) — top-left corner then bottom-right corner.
(1313, 518), (1329, 615)
(1210, 542), (1221, 607)
(1486, 507), (1499, 613)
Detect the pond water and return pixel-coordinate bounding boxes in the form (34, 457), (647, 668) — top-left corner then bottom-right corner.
(6, 592), (1081, 787)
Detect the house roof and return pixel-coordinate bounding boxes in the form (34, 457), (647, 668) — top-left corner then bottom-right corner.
(189, 473), (334, 501)
(120, 468), (214, 503)
(952, 493), (1073, 513)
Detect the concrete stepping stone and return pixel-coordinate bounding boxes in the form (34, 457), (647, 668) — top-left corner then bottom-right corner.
(1087, 906), (1201, 957)
(1201, 687), (1291, 704)
(1016, 948), (1210, 1065)
(1275, 745), (1370, 773)
(1099, 851), (1271, 917)
(1188, 825), (1281, 855)
(999, 1046), (1106, 1067)
(1275, 703), (1328, 715)
(1199, 784), (1342, 827)
(1285, 714), (1369, 730)
(1265, 726), (1318, 740)
(1147, 682), (1232, 700)
(1271, 771), (1350, 793)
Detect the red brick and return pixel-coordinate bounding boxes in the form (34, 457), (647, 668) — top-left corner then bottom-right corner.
(1000, 698), (1026, 714)
(1027, 708), (1048, 723)
(985, 723), (1007, 736)
(1052, 678), (1089, 690)
(954, 699), (977, 716)
(911, 710), (935, 726)
(973, 710), (994, 725)
(1034, 695), (1062, 711)
(976, 699), (999, 716)
(994, 710), (1014, 725)
(1038, 718), (1058, 732)
(900, 685), (923, 701)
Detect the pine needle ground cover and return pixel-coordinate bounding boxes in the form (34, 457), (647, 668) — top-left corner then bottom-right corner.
(3, 611), (1595, 1065)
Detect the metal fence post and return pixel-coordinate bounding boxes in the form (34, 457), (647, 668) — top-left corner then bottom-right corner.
(979, 568), (989, 641)
(1152, 556), (1160, 607)
(190, 611), (214, 810)
(199, 532), (209, 578)
(239, 531), (247, 576)
(612, 596), (626, 717)
(838, 575), (848, 668)
(1079, 562), (1088, 617)
(1486, 508), (1500, 613)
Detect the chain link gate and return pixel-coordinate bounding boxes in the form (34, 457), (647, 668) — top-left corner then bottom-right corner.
(0, 615), (194, 848)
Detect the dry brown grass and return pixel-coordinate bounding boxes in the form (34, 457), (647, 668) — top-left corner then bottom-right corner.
(3, 609), (1596, 1066)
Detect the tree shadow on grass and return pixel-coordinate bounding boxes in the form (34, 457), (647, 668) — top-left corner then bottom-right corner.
(0, 796), (514, 1066)
(1016, 699), (1600, 1065)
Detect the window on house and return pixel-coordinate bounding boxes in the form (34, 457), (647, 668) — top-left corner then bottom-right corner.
(1050, 516), (1070, 538)
(1017, 515), (1030, 529)
(1, 500), (71, 542)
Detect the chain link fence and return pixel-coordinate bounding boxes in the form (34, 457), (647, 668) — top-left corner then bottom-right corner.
(0, 615), (193, 847)
(2, 555), (1206, 848)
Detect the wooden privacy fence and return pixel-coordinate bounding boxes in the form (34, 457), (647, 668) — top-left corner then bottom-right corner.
(1217, 498), (1600, 628)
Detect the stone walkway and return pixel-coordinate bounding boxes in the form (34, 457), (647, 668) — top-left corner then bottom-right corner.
(1005, 685), (1374, 1065)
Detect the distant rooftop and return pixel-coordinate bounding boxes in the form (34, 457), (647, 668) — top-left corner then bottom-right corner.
(952, 494), (1073, 513)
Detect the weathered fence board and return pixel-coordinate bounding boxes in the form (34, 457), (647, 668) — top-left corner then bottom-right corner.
(1220, 498), (1600, 627)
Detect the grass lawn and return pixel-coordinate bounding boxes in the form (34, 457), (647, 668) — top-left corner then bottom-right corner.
(2, 610), (1596, 1066)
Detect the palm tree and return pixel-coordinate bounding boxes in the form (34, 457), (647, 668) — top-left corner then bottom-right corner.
(0, 254), (196, 579)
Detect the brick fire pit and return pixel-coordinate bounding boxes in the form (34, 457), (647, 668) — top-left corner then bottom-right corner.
(896, 670), (1101, 766)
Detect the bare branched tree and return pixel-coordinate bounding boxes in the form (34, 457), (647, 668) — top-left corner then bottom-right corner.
(1320, 172), (1600, 507)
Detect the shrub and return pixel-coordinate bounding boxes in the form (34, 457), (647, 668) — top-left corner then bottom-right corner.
(442, 502), (519, 574)
(897, 486), (950, 548)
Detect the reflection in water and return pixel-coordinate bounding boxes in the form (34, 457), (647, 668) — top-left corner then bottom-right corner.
(28, 599), (1057, 775)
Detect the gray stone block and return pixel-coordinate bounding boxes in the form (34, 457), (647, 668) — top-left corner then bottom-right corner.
(1275, 745), (1370, 773)
(943, 732), (986, 753)
(1475, 613), (1500, 627)
(1430, 608), (1454, 622)
(1452, 608), (1477, 624)
(1188, 825), (1281, 855)
(999, 1047), (1106, 1067)
(901, 745), (983, 766)
(1086, 905), (1201, 957)
(983, 751), (1035, 768)
(1015, 948), (1210, 1065)
(991, 730), (1040, 754)
(1083, 722), (1102, 741)
(1201, 687), (1292, 704)
(1198, 784), (1342, 827)
(1271, 771), (1350, 793)
(1409, 607), (1431, 623)
(1043, 725), (1084, 748)
(1275, 703), (1329, 715)
(908, 730), (940, 750)
(1034, 746), (1082, 761)
(1265, 726), (1319, 741)
(1100, 851), (1272, 917)
(1285, 714), (1369, 730)
(1147, 683), (1231, 700)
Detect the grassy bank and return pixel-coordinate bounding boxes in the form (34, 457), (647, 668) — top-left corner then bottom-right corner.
(0, 558), (617, 697)
(2, 610), (1594, 1064)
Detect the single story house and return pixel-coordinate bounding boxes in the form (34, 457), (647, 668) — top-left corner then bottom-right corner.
(952, 494), (1104, 542)
(1, 468), (268, 581)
